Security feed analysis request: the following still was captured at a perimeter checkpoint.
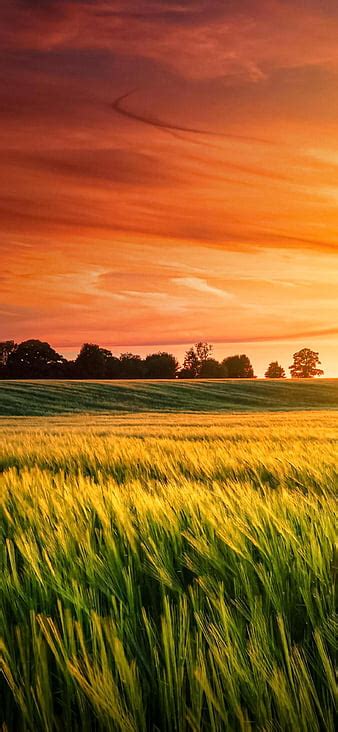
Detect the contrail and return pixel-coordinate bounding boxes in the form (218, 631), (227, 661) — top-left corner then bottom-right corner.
(111, 90), (272, 145)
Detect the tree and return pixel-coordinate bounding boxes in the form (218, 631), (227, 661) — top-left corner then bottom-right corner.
(105, 355), (122, 379)
(222, 354), (255, 378)
(119, 353), (144, 379)
(6, 339), (65, 378)
(265, 361), (286, 378)
(195, 342), (213, 364)
(62, 359), (77, 379)
(75, 344), (112, 378)
(199, 358), (223, 378)
(289, 348), (324, 378)
(0, 341), (17, 377)
(143, 352), (179, 379)
(182, 347), (200, 378)
(183, 342), (213, 377)
(0, 340), (17, 367)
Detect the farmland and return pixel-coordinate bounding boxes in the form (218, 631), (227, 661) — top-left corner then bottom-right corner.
(0, 409), (337, 730)
(0, 378), (338, 416)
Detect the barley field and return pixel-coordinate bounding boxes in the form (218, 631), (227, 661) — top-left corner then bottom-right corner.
(0, 411), (337, 730)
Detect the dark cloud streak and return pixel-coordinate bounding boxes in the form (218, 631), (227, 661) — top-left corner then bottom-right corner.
(111, 90), (272, 144)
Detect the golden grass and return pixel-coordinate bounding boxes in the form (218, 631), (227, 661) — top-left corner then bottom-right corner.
(0, 411), (337, 730)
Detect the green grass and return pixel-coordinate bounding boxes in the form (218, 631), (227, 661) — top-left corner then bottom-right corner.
(0, 378), (337, 416)
(0, 411), (337, 730)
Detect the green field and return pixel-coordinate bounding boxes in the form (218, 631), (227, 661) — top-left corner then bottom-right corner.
(0, 410), (336, 730)
(0, 378), (337, 415)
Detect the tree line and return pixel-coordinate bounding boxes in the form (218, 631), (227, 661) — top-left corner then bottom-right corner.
(0, 339), (324, 379)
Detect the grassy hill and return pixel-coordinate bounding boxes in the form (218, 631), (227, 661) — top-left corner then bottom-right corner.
(0, 378), (337, 416)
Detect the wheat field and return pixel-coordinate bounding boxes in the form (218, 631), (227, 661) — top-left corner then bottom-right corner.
(0, 411), (337, 730)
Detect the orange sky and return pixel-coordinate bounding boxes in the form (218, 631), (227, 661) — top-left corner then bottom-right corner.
(1, 0), (337, 375)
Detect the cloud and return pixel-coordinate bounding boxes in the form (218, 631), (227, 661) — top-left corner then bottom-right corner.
(214, 326), (338, 344)
(173, 277), (234, 300)
(121, 290), (187, 314)
(111, 90), (271, 144)
(2, 0), (338, 82)
(0, 0), (337, 373)
(2, 148), (179, 187)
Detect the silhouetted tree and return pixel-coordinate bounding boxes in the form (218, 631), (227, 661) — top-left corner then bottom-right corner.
(144, 352), (179, 379)
(6, 339), (65, 378)
(6, 337), (327, 382)
(119, 353), (144, 379)
(178, 367), (193, 379)
(265, 361), (286, 378)
(199, 358), (224, 378)
(62, 360), (77, 379)
(195, 342), (213, 364)
(0, 341), (17, 377)
(182, 347), (199, 378)
(289, 348), (324, 378)
(222, 354), (255, 378)
(182, 342), (213, 377)
(0, 341), (17, 366)
(105, 355), (122, 379)
(75, 344), (112, 378)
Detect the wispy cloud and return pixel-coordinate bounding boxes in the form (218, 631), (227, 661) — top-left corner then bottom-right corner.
(172, 277), (234, 300)
(0, 0), (337, 374)
(111, 90), (271, 144)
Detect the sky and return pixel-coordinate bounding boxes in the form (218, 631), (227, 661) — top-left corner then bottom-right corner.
(1, 0), (337, 376)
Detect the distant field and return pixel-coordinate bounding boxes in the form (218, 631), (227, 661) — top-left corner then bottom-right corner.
(0, 411), (337, 730)
(0, 378), (337, 415)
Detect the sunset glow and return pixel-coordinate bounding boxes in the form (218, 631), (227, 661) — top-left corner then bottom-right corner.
(1, 0), (337, 375)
